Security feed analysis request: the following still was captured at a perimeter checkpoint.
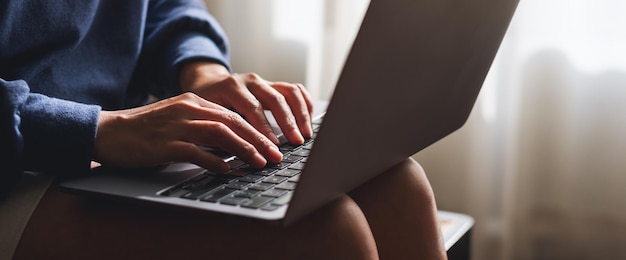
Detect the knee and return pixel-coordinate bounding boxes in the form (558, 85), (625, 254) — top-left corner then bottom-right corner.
(323, 195), (372, 231)
(396, 157), (426, 177)
(390, 157), (428, 183)
(315, 195), (374, 238)
(299, 195), (378, 259)
(386, 158), (437, 203)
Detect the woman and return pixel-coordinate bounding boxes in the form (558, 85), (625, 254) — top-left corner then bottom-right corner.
(1, 1), (446, 259)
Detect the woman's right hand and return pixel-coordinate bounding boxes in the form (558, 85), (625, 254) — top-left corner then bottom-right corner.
(93, 92), (283, 173)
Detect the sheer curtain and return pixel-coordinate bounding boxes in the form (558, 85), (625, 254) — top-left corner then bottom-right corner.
(414, 0), (626, 259)
(206, 0), (626, 259)
(204, 0), (368, 100)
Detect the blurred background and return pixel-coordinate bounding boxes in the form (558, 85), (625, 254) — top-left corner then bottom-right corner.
(205, 0), (626, 259)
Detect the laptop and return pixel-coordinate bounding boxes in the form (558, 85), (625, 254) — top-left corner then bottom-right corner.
(60, 0), (519, 226)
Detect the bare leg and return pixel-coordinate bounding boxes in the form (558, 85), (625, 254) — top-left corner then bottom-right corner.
(349, 158), (447, 260)
(15, 158), (443, 259)
(15, 186), (378, 260)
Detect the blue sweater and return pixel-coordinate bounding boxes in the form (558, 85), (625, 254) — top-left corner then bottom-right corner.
(0, 0), (230, 194)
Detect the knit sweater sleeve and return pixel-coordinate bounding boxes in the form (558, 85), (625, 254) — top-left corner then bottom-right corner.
(133, 0), (231, 100)
(0, 0), (231, 194)
(0, 78), (100, 196)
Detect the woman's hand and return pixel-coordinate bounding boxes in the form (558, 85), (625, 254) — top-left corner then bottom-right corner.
(179, 61), (314, 145)
(94, 93), (283, 173)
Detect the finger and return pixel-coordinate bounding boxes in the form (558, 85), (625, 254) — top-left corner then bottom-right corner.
(169, 141), (230, 173)
(183, 114), (282, 165)
(272, 82), (313, 138)
(244, 77), (304, 144)
(160, 95), (282, 164)
(172, 93), (278, 146)
(296, 83), (314, 117)
(208, 110), (283, 163)
(182, 120), (269, 168)
(217, 80), (281, 145)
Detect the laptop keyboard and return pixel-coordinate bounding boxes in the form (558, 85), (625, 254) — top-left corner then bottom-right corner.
(159, 120), (321, 211)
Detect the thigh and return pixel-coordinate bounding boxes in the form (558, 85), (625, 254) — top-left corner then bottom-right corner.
(15, 184), (378, 260)
(349, 158), (447, 260)
(0, 172), (52, 260)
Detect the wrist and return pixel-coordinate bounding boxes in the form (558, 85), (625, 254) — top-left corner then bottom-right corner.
(179, 61), (230, 92)
(94, 110), (125, 164)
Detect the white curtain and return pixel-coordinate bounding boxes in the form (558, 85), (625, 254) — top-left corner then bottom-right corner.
(204, 0), (368, 100)
(206, 0), (626, 259)
(414, 0), (626, 259)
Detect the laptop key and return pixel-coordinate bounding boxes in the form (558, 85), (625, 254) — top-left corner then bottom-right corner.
(180, 182), (224, 200)
(263, 176), (288, 184)
(160, 186), (182, 196)
(272, 192), (293, 206)
(280, 143), (302, 151)
(215, 174), (239, 183)
(290, 149), (310, 157)
(288, 174), (301, 183)
(237, 174), (264, 183)
(240, 196), (274, 209)
(268, 162), (291, 170)
(234, 189), (262, 198)
(181, 176), (215, 190)
(249, 182), (274, 191)
(225, 181), (251, 190)
(249, 168), (278, 176)
(288, 162), (306, 170)
(219, 196), (250, 206)
(262, 188), (288, 198)
(227, 168), (251, 177)
(303, 137), (315, 145)
(282, 155), (303, 163)
(260, 203), (281, 211)
(275, 169), (300, 177)
(200, 187), (237, 202)
(274, 181), (297, 190)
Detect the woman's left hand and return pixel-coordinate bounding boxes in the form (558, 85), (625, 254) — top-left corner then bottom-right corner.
(179, 61), (314, 145)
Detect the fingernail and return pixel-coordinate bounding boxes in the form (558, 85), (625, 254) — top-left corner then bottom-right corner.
(253, 153), (267, 167)
(304, 124), (313, 138)
(292, 129), (305, 144)
(269, 146), (283, 162)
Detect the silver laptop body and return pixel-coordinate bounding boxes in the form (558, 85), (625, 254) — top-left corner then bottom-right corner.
(60, 0), (519, 226)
